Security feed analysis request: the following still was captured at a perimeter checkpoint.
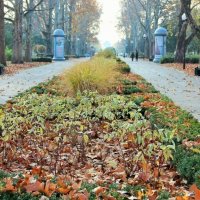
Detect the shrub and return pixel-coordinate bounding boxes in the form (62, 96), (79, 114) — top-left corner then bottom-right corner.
(45, 54), (53, 58)
(185, 55), (199, 63)
(133, 96), (145, 105)
(160, 55), (175, 64)
(157, 190), (170, 200)
(64, 55), (69, 60)
(0, 64), (4, 75)
(160, 54), (199, 64)
(5, 47), (12, 61)
(116, 58), (122, 62)
(119, 65), (131, 73)
(123, 86), (142, 94)
(53, 57), (120, 95)
(33, 44), (46, 55)
(195, 170), (200, 189)
(96, 48), (116, 59)
(32, 57), (52, 62)
(173, 146), (200, 184)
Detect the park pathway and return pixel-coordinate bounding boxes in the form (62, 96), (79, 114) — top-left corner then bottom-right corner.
(0, 58), (88, 104)
(122, 57), (200, 122)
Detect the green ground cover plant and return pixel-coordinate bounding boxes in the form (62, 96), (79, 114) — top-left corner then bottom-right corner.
(0, 53), (200, 199)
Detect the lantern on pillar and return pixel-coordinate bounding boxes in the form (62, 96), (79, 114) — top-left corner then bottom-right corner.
(153, 27), (167, 63)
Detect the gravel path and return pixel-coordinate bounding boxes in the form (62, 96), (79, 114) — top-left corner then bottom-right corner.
(122, 57), (200, 122)
(0, 58), (88, 104)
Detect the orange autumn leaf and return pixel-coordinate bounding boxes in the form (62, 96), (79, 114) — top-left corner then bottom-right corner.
(56, 187), (71, 194)
(138, 172), (150, 182)
(3, 178), (16, 192)
(127, 133), (135, 142)
(72, 181), (82, 190)
(57, 177), (68, 188)
(24, 180), (44, 193)
(142, 162), (150, 172)
(76, 193), (89, 200)
(31, 167), (42, 176)
(190, 184), (200, 200)
(176, 196), (189, 200)
(137, 191), (145, 200)
(102, 194), (116, 200)
(153, 167), (159, 178)
(93, 186), (106, 196)
(116, 84), (123, 94)
(43, 180), (56, 197)
(32, 191), (40, 196)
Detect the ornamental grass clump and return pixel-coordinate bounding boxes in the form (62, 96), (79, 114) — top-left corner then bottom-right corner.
(56, 57), (120, 95)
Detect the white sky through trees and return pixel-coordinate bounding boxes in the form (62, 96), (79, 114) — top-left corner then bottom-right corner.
(97, 0), (121, 48)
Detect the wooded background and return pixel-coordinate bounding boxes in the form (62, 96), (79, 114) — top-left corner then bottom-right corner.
(0, 0), (101, 65)
(0, 0), (200, 66)
(116, 0), (200, 61)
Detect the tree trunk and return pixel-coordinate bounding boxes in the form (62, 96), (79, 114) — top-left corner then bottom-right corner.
(0, 0), (6, 66)
(175, 20), (187, 62)
(24, 0), (34, 62)
(175, 0), (194, 62)
(46, 0), (53, 55)
(55, 0), (59, 28)
(12, 0), (23, 64)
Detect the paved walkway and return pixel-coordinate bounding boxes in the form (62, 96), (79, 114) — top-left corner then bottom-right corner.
(0, 58), (88, 104)
(122, 57), (200, 122)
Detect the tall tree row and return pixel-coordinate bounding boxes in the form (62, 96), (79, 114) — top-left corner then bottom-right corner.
(118, 0), (200, 61)
(2, 0), (101, 64)
(118, 0), (175, 57)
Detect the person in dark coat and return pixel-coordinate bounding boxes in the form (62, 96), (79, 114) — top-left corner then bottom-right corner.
(130, 52), (135, 61)
(135, 50), (139, 61)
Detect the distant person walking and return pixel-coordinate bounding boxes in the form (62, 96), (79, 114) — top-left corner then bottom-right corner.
(130, 52), (135, 61)
(136, 50), (139, 61)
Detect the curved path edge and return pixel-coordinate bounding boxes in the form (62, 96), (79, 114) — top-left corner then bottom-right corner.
(0, 58), (88, 104)
(122, 57), (200, 122)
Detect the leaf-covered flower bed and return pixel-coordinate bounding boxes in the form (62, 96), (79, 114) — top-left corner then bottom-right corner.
(0, 92), (196, 199)
(0, 56), (200, 199)
(121, 73), (200, 191)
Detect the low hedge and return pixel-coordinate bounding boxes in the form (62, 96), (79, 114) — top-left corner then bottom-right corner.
(32, 57), (52, 62)
(185, 55), (199, 64)
(0, 64), (4, 75)
(160, 55), (175, 64)
(160, 54), (200, 64)
(120, 65), (131, 74)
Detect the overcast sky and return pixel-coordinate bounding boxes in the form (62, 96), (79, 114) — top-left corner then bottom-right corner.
(97, 0), (121, 48)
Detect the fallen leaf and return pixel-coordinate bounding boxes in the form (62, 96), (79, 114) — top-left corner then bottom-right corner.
(190, 184), (200, 200)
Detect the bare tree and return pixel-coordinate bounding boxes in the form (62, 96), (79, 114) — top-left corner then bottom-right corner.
(24, 0), (34, 62)
(118, 0), (176, 57)
(12, 0), (23, 64)
(175, 0), (200, 62)
(0, 0), (6, 66)
(24, 0), (44, 61)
